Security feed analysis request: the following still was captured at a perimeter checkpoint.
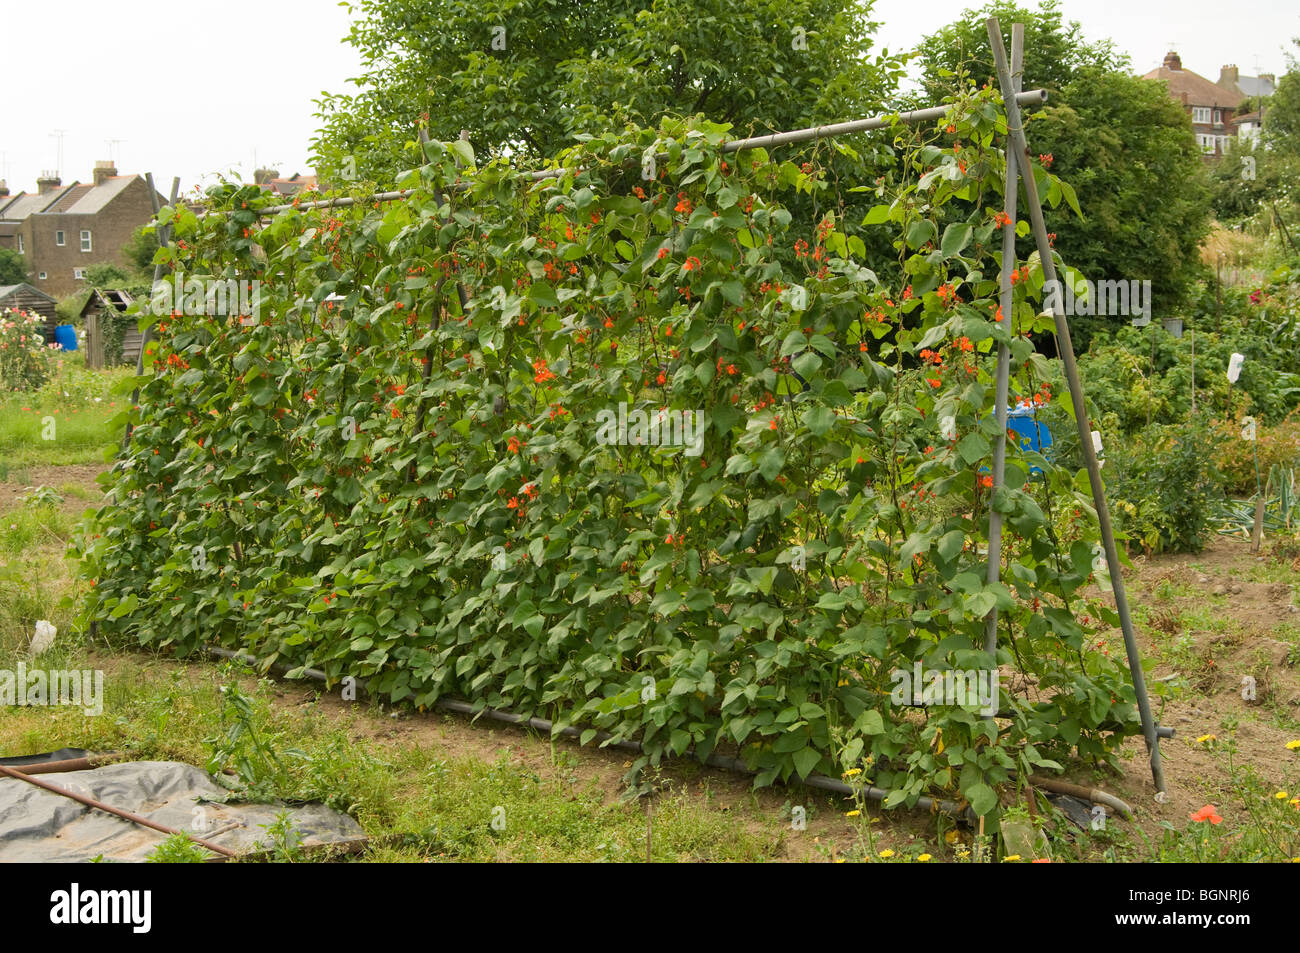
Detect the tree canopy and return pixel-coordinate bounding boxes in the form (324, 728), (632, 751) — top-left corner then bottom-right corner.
(313, 0), (905, 182)
(0, 247), (28, 285)
(917, 1), (1211, 338)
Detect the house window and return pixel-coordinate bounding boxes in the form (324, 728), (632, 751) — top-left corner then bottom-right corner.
(1192, 107), (1211, 124)
(55, 230), (65, 246)
(74, 268), (85, 280)
(38, 272), (47, 280)
(15, 235), (22, 253)
(80, 230), (92, 252)
(1198, 134), (1216, 153)
(1213, 109), (1223, 124)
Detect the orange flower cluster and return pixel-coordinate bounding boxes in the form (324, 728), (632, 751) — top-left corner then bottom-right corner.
(532, 359), (555, 384)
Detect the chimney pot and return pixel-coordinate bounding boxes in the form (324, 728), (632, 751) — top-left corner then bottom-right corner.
(93, 160), (118, 186)
(1163, 51), (1182, 71)
(0, 180), (8, 197)
(36, 171), (61, 195)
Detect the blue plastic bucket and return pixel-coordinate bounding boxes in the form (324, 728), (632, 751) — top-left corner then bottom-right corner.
(54, 324), (78, 351)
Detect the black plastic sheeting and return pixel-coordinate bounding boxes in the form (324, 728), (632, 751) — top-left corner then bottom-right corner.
(0, 748), (91, 767)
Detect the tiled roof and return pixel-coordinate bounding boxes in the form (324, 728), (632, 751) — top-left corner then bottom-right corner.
(1236, 76), (1275, 98)
(0, 282), (57, 303)
(0, 190), (70, 222)
(61, 175), (141, 214)
(44, 183), (94, 213)
(1143, 59), (1243, 109)
(1, 175), (147, 221)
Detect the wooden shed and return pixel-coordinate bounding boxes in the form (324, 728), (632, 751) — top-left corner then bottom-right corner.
(80, 288), (140, 368)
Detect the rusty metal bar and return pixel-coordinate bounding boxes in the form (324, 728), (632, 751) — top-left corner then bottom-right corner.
(0, 763), (237, 858)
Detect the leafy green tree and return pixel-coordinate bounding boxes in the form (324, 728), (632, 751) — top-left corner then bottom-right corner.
(85, 262), (131, 288)
(0, 247), (28, 284)
(1263, 41), (1300, 156)
(914, 0), (1123, 99)
(917, 2), (1211, 343)
(1207, 138), (1299, 224)
(314, 0), (904, 181)
(121, 225), (161, 278)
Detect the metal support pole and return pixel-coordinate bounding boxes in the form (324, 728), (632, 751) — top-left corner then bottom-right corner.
(123, 174), (180, 449)
(984, 22), (1023, 654)
(242, 91), (1049, 219)
(986, 18), (1166, 795)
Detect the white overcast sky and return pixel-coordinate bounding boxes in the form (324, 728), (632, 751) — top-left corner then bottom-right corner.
(3, 0), (1297, 197)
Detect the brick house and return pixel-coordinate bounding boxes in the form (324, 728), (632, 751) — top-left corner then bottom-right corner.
(1142, 52), (1244, 158)
(1217, 65), (1276, 101)
(253, 168), (318, 196)
(0, 162), (162, 299)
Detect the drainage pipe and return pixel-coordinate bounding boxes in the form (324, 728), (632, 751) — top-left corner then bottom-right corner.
(203, 646), (974, 822)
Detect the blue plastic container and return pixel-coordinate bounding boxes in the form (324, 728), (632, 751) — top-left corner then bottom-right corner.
(54, 325), (78, 351)
(1007, 406), (1052, 473)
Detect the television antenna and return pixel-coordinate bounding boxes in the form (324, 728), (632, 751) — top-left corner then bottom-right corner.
(49, 129), (68, 177)
(105, 139), (126, 166)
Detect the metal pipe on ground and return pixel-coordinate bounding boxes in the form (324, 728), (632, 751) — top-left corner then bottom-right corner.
(0, 754), (118, 776)
(986, 17), (1167, 796)
(203, 646), (974, 822)
(1026, 774), (1134, 820)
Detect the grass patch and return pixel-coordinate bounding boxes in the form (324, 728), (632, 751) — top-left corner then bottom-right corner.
(0, 351), (130, 469)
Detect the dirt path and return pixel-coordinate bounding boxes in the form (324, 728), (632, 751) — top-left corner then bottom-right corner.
(0, 463), (107, 516)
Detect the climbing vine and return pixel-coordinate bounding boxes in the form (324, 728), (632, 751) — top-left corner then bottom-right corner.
(76, 86), (1137, 815)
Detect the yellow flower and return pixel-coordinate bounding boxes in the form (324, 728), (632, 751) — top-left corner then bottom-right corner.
(1275, 791), (1290, 800)
(944, 830), (960, 844)
(879, 849), (895, 858)
(845, 809), (861, 817)
(917, 853), (932, 862)
(834, 857), (846, 863)
(1285, 740), (1300, 750)
(1289, 798), (1299, 808)
(843, 768), (862, 778)
(1005, 854), (1021, 861)
(1197, 734), (1216, 745)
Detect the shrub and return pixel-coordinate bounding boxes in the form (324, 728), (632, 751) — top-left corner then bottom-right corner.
(1209, 411), (1300, 496)
(1083, 320), (1300, 434)
(0, 308), (55, 391)
(1107, 422), (1223, 554)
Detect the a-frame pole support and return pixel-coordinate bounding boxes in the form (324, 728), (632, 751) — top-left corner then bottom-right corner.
(986, 17), (1167, 797)
(984, 22), (1023, 654)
